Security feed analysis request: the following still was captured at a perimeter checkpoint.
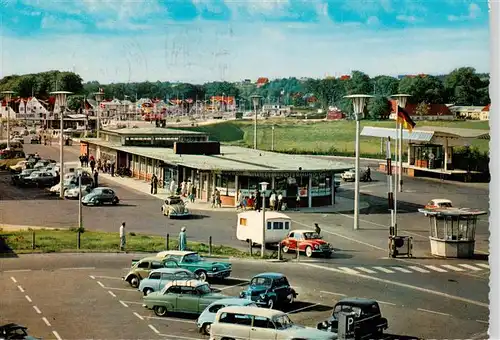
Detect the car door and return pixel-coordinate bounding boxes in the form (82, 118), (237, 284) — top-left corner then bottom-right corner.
(271, 278), (288, 302)
(147, 272), (162, 291)
(250, 316), (276, 339)
(176, 287), (200, 313)
(163, 259), (180, 269)
(217, 312), (251, 339)
(159, 273), (175, 291)
(136, 261), (150, 279)
(101, 189), (113, 203)
(286, 232), (297, 251)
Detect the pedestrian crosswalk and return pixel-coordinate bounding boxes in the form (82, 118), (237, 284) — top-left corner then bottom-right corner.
(337, 263), (489, 275)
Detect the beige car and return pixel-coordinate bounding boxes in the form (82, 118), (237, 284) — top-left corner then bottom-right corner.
(122, 256), (179, 288)
(9, 160), (28, 173)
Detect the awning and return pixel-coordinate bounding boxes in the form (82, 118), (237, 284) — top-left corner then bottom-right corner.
(361, 127), (434, 142)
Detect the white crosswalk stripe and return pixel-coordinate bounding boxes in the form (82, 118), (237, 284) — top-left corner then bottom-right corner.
(355, 267), (377, 274)
(408, 266), (430, 273)
(391, 267), (412, 273)
(373, 266), (395, 273)
(476, 263), (489, 269)
(441, 264), (465, 272)
(338, 267), (361, 274)
(424, 265), (448, 272)
(458, 264), (483, 271)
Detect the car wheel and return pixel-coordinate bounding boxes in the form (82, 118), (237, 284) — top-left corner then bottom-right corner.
(143, 288), (153, 296)
(95, 200), (102, 206)
(305, 246), (313, 258)
(282, 245), (289, 253)
(154, 306), (168, 317)
(112, 197), (119, 205)
(202, 323), (212, 335)
(267, 298), (275, 309)
(195, 270), (207, 282)
(287, 293), (295, 304)
(129, 275), (139, 288)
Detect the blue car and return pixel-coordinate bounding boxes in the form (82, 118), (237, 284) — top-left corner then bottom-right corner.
(239, 272), (297, 309)
(138, 267), (197, 295)
(81, 187), (119, 206)
(196, 298), (257, 335)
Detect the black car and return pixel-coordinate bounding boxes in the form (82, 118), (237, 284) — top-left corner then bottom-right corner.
(239, 272), (297, 309)
(12, 169), (36, 186)
(30, 135), (41, 144)
(317, 298), (388, 339)
(0, 323), (40, 339)
(21, 171), (58, 188)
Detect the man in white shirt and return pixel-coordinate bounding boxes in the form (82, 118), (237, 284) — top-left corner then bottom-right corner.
(277, 193), (283, 211)
(120, 222), (126, 251)
(270, 192), (276, 210)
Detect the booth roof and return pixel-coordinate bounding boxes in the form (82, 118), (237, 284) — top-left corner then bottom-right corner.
(361, 126), (490, 141)
(418, 207), (487, 216)
(81, 139), (353, 173)
(102, 127), (207, 136)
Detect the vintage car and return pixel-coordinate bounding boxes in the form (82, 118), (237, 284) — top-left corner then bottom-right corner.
(142, 279), (227, 317)
(138, 267), (197, 295)
(81, 187), (119, 206)
(317, 297), (388, 338)
(239, 272), (297, 309)
(9, 160), (28, 173)
(423, 199), (453, 215)
(0, 149), (26, 170)
(0, 323), (40, 340)
(280, 229), (333, 257)
(196, 298), (257, 335)
(341, 168), (371, 182)
(161, 196), (190, 218)
(123, 256), (179, 288)
(11, 169), (35, 186)
(20, 171), (58, 188)
(211, 306), (336, 340)
(64, 184), (93, 199)
(156, 250), (232, 282)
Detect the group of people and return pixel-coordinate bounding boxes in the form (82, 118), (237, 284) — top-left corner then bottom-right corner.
(165, 179), (197, 202)
(237, 189), (262, 211)
(119, 222), (188, 252)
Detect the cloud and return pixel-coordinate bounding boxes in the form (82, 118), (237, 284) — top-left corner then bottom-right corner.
(448, 2), (482, 21)
(366, 16), (380, 25)
(396, 15), (419, 23)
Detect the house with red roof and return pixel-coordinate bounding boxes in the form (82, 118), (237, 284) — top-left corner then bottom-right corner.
(256, 77), (269, 88)
(389, 100), (454, 121)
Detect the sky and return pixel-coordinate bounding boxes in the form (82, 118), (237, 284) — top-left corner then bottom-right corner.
(0, 0), (491, 84)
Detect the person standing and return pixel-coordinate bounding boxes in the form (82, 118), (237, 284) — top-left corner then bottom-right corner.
(216, 189), (222, 208)
(151, 174), (158, 194)
(277, 192), (283, 211)
(269, 191), (276, 211)
(295, 193), (300, 211)
(178, 227), (187, 251)
(110, 160), (115, 177)
(314, 223), (321, 236)
(190, 185), (196, 203)
(93, 169), (99, 188)
(255, 190), (262, 211)
(79, 155), (84, 167)
(120, 222), (126, 251)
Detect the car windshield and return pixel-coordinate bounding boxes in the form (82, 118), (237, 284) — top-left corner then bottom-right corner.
(273, 315), (293, 330)
(197, 284), (211, 295)
(250, 277), (272, 287)
(439, 202), (452, 207)
(183, 253), (201, 263)
(303, 232), (320, 239)
(21, 170), (32, 175)
(168, 199), (183, 205)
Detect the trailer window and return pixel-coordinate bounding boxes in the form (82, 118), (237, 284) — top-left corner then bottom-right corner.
(267, 222), (272, 230)
(240, 218), (247, 226)
(273, 222), (284, 230)
(284, 222), (289, 230)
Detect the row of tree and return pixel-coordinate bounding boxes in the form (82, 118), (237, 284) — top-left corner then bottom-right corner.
(0, 68), (489, 118)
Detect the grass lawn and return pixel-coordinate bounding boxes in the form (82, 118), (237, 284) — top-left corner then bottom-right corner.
(0, 228), (252, 257)
(181, 119), (490, 157)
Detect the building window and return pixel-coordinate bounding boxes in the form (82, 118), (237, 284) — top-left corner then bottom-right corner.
(216, 174), (235, 196)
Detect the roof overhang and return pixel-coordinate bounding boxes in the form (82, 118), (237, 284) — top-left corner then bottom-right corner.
(361, 126), (490, 141)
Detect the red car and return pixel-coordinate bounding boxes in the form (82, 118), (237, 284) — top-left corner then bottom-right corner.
(280, 230), (333, 258)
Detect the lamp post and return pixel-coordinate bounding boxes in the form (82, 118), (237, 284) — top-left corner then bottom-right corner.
(94, 90), (105, 138)
(76, 168), (83, 249)
(1, 91), (15, 150)
(250, 95), (262, 149)
(260, 181), (269, 258)
(344, 94), (374, 231)
(271, 125), (275, 151)
(50, 91), (72, 199)
(391, 94), (411, 193)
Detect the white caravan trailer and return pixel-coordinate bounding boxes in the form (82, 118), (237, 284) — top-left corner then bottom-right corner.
(236, 211), (291, 246)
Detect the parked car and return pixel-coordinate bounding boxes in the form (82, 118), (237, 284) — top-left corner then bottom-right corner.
(81, 187), (119, 206)
(123, 256), (176, 288)
(156, 250), (232, 282)
(280, 229), (333, 258)
(239, 273), (297, 309)
(196, 298), (257, 335)
(138, 267), (197, 295)
(142, 280), (227, 317)
(21, 171), (58, 188)
(161, 195), (190, 218)
(210, 306), (336, 340)
(0, 149), (25, 170)
(30, 135), (41, 144)
(317, 298), (388, 338)
(0, 323), (40, 340)
(11, 169), (36, 186)
(33, 159), (55, 170)
(64, 184), (93, 199)
(423, 199), (453, 216)
(341, 168), (371, 182)
(12, 137), (24, 145)
(9, 160), (28, 173)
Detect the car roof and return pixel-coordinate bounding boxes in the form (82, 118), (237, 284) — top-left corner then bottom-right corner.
(253, 272), (285, 279)
(94, 187), (112, 190)
(209, 298), (255, 306)
(138, 256), (165, 262)
(291, 229), (314, 234)
(150, 268), (189, 274)
(165, 279), (206, 288)
(238, 211), (290, 220)
(430, 199), (452, 203)
(218, 306), (286, 318)
(158, 250), (195, 256)
(337, 297), (379, 306)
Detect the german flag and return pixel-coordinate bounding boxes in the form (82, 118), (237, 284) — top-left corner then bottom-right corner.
(397, 106), (416, 132)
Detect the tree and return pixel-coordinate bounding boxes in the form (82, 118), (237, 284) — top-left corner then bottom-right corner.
(368, 96), (391, 119)
(16, 75), (38, 98)
(373, 75), (399, 97)
(203, 81), (239, 98)
(67, 95), (86, 112)
(444, 67), (487, 105)
(415, 102), (429, 116)
(398, 75), (446, 104)
(60, 72), (84, 94)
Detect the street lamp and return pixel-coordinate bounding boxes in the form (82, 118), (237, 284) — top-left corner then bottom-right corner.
(76, 168), (83, 249)
(1, 90), (15, 150)
(260, 181), (269, 258)
(344, 94), (374, 231)
(391, 94), (411, 193)
(271, 125), (275, 151)
(250, 95), (262, 149)
(50, 91), (72, 199)
(94, 90), (105, 138)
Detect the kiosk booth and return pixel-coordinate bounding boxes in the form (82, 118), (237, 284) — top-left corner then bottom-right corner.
(418, 207), (486, 258)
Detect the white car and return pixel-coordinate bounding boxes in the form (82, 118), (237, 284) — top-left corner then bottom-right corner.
(341, 168), (356, 181)
(64, 184), (93, 199)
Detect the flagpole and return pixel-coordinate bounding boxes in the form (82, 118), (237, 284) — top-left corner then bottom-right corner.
(394, 114), (399, 237)
(398, 124), (403, 192)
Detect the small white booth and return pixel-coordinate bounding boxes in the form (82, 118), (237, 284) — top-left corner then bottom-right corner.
(418, 207), (486, 258)
(236, 211), (291, 246)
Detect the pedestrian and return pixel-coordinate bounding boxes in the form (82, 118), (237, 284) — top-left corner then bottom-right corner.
(79, 155), (84, 167)
(93, 169), (99, 188)
(216, 189), (221, 208)
(277, 192), (283, 211)
(255, 190), (261, 211)
(295, 193), (300, 211)
(366, 167), (372, 181)
(178, 227), (187, 251)
(315, 223), (321, 236)
(269, 191), (276, 211)
(110, 161), (115, 177)
(106, 159), (111, 173)
(84, 154), (89, 167)
(169, 179), (177, 195)
(151, 174), (158, 194)
(120, 222), (126, 251)
(211, 190), (217, 208)
(190, 185), (196, 203)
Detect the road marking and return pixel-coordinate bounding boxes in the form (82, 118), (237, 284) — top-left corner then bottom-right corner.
(158, 333), (204, 340)
(120, 300), (144, 305)
(391, 267), (412, 273)
(59, 267), (95, 270)
(458, 264), (483, 271)
(10, 276), (17, 283)
(217, 282), (249, 290)
(25, 295), (32, 302)
(148, 325), (161, 334)
(108, 290), (117, 298)
(476, 263), (489, 269)
(3, 269), (32, 273)
(33, 306), (42, 314)
(424, 265), (447, 273)
(301, 263), (489, 308)
(441, 264), (465, 272)
(92, 275), (123, 280)
(96, 281), (105, 288)
(355, 267), (376, 274)
(17, 285), (25, 292)
(133, 312), (144, 320)
(476, 319), (488, 324)
(120, 301), (129, 308)
(407, 266), (430, 273)
(89, 275), (95, 279)
(417, 308), (451, 316)
(52, 331), (62, 340)
(373, 266), (394, 273)
(338, 267), (360, 274)
(144, 316), (196, 324)
(104, 286), (137, 292)
(42, 317), (51, 327)
(377, 300), (396, 306)
(320, 290), (347, 297)
(228, 277), (250, 282)
(287, 303), (320, 315)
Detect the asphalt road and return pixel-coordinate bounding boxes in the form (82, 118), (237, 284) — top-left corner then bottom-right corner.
(0, 254), (489, 340)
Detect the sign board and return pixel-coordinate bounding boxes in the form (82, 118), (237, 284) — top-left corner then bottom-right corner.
(337, 312), (356, 340)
